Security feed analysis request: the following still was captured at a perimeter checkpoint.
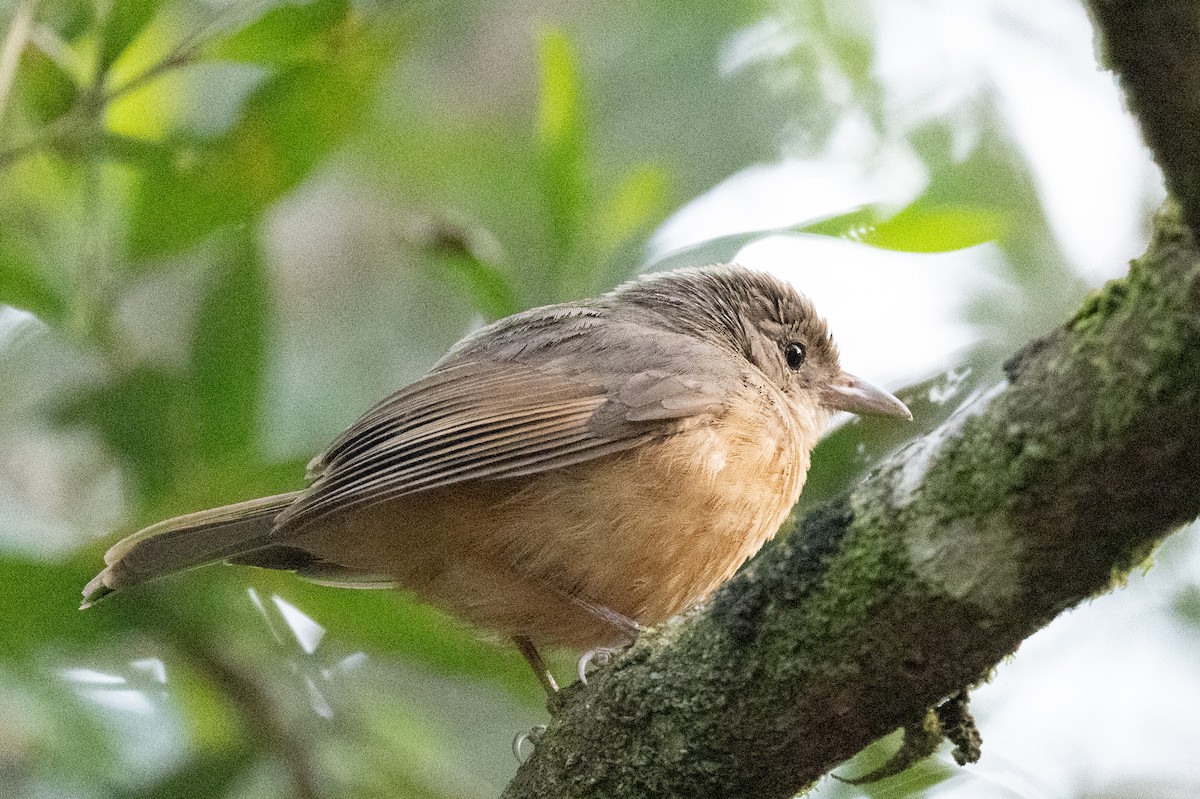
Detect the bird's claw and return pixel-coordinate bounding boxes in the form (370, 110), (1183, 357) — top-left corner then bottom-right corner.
(577, 647), (618, 684)
(512, 724), (547, 764)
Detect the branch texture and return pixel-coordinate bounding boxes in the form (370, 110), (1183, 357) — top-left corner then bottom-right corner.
(1087, 0), (1200, 239)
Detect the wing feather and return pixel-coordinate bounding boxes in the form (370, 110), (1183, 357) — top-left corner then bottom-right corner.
(317, 364), (590, 468)
(294, 407), (602, 515)
(311, 403), (599, 494)
(279, 319), (745, 533)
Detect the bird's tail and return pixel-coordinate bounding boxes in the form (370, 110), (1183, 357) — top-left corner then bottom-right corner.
(81, 491), (302, 608)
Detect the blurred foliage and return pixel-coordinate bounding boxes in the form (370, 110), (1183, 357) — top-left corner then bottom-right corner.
(0, 0), (1185, 798)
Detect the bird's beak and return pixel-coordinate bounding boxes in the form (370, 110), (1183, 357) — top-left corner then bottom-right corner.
(821, 372), (912, 420)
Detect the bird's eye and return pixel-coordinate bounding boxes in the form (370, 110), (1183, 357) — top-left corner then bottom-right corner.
(784, 342), (806, 369)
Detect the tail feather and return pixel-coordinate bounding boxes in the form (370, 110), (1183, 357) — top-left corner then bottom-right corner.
(81, 491), (302, 608)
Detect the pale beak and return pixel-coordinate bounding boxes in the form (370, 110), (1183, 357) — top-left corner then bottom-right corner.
(821, 372), (912, 420)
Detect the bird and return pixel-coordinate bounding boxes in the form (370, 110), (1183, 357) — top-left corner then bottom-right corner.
(82, 264), (911, 693)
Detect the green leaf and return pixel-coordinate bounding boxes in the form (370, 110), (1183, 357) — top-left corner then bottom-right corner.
(536, 28), (588, 296)
(804, 202), (1005, 253)
(54, 366), (190, 504)
(191, 239), (269, 459)
(436, 249), (520, 321)
(0, 555), (126, 658)
(243, 62), (364, 190)
(598, 164), (669, 252)
(212, 0), (351, 66)
(14, 44), (80, 124)
(648, 200), (1003, 273)
(537, 29), (580, 150)
(36, 0), (94, 42)
(98, 0), (162, 77)
(128, 23), (393, 257)
(0, 232), (67, 323)
(126, 137), (251, 258)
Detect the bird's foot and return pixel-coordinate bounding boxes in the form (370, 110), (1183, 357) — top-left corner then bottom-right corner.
(512, 724), (547, 764)
(577, 647), (620, 685)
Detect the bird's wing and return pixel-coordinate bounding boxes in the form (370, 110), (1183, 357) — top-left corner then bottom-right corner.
(276, 348), (735, 533)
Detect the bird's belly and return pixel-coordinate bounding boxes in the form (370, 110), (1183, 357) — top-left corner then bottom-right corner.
(301, 396), (807, 650)
(507, 415), (805, 639)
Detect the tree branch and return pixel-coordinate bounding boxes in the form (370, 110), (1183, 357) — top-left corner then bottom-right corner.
(503, 4), (1200, 795)
(1086, 0), (1200, 240)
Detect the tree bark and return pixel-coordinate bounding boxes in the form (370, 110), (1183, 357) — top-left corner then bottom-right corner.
(1086, 0), (1200, 238)
(503, 3), (1200, 797)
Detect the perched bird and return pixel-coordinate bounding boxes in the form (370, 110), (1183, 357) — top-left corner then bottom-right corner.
(82, 265), (910, 693)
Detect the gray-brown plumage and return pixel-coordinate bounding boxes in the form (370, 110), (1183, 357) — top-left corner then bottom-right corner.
(82, 265), (910, 691)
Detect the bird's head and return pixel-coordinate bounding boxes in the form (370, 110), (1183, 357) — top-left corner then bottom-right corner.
(620, 265), (912, 422)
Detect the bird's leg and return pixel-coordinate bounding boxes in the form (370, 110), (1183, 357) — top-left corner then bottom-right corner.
(501, 556), (645, 640)
(537, 585), (643, 686)
(513, 635), (559, 696)
(554, 592), (641, 685)
(531, 579), (645, 639)
(566, 594), (645, 639)
(506, 567), (643, 693)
